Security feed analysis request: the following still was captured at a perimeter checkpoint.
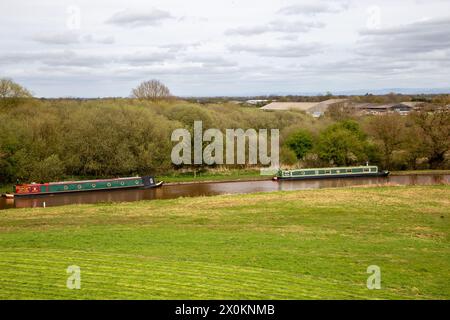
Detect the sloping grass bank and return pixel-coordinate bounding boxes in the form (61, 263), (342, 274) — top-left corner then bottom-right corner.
(0, 185), (449, 299)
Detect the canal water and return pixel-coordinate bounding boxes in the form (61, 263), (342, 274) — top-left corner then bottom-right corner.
(1, 174), (448, 210)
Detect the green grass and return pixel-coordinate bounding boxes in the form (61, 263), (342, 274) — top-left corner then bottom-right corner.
(391, 170), (450, 175)
(0, 185), (449, 299)
(0, 185), (13, 193)
(159, 168), (264, 183)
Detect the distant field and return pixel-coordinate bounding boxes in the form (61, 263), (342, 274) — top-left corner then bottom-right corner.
(0, 185), (449, 299)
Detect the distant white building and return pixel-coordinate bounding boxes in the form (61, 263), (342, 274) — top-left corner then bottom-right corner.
(354, 102), (425, 115)
(260, 99), (348, 117)
(261, 99), (425, 116)
(246, 99), (270, 105)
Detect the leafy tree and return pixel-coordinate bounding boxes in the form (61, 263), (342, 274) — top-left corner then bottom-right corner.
(0, 78), (33, 107)
(316, 120), (373, 166)
(325, 102), (357, 121)
(0, 78), (32, 98)
(280, 146), (298, 165)
(284, 129), (313, 160)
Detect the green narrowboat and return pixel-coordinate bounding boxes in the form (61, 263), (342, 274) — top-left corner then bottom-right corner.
(9, 176), (163, 198)
(274, 166), (389, 181)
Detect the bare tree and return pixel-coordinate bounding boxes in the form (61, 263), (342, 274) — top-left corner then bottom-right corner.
(0, 78), (33, 98)
(325, 102), (358, 121)
(131, 80), (171, 101)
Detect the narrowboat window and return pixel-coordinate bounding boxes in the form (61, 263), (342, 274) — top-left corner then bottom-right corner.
(325, 170), (331, 174)
(347, 169), (352, 173)
(364, 168), (369, 172)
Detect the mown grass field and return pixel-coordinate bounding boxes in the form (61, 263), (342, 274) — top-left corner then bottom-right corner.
(0, 185), (449, 299)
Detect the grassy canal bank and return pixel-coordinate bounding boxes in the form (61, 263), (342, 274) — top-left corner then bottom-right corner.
(0, 185), (449, 299)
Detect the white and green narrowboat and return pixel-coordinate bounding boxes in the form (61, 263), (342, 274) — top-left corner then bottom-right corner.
(274, 166), (389, 181)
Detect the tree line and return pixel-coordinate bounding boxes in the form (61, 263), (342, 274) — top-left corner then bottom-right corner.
(0, 79), (448, 184)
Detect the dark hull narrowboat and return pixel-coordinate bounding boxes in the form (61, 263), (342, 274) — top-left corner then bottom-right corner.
(274, 166), (389, 181)
(11, 176), (163, 197)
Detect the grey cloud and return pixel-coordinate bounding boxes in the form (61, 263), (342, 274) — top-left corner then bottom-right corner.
(31, 32), (115, 45)
(277, 2), (349, 16)
(357, 16), (450, 56)
(31, 32), (80, 45)
(120, 51), (176, 65)
(183, 56), (237, 68)
(0, 49), (177, 68)
(226, 20), (324, 36)
(229, 42), (324, 58)
(159, 42), (202, 53)
(0, 51), (110, 67)
(0, 51), (94, 66)
(106, 8), (173, 27)
(83, 34), (115, 45)
(78, 65), (241, 83)
(43, 51), (109, 67)
(300, 58), (415, 75)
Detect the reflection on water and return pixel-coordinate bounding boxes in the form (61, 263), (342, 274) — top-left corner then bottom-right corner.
(1, 174), (448, 210)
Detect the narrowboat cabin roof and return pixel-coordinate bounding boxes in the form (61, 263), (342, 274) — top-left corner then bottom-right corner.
(36, 176), (141, 185)
(280, 166), (379, 172)
(275, 165), (389, 180)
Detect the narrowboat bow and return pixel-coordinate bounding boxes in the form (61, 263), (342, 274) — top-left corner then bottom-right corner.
(274, 166), (389, 181)
(8, 176), (163, 198)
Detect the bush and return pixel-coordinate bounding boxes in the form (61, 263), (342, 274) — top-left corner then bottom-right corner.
(315, 120), (376, 166)
(284, 129), (314, 160)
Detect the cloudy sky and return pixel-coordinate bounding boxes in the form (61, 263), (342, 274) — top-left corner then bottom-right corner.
(1, 0), (449, 97)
